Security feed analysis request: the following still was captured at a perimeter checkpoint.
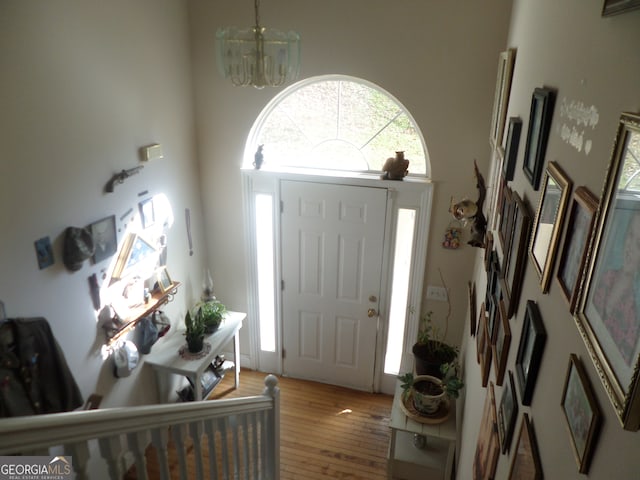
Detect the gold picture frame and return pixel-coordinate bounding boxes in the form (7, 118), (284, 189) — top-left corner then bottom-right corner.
(490, 49), (516, 148)
(575, 112), (640, 430)
(529, 161), (572, 293)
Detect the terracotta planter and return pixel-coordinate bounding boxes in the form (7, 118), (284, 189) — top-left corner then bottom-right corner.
(412, 375), (446, 415)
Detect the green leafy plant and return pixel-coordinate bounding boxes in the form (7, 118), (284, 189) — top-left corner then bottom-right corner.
(184, 310), (205, 351)
(194, 300), (226, 333)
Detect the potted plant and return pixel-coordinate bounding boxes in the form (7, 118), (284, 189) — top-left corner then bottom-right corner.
(412, 311), (458, 378)
(184, 310), (205, 353)
(399, 366), (464, 415)
(412, 269), (458, 378)
(193, 300), (226, 334)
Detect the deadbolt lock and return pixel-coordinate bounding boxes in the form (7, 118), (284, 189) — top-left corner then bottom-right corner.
(369, 295), (378, 302)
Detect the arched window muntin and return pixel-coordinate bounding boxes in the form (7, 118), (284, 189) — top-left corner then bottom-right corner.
(244, 74), (431, 177)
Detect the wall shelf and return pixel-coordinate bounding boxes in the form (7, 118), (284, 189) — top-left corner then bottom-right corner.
(104, 281), (180, 346)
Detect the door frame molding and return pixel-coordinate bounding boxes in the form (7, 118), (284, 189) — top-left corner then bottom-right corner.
(242, 168), (433, 394)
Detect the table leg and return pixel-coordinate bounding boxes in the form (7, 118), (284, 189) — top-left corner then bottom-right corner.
(193, 373), (202, 401)
(233, 330), (240, 388)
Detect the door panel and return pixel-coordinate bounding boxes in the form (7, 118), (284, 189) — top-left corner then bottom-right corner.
(281, 180), (387, 391)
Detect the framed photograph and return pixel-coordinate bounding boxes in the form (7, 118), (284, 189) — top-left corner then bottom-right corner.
(561, 354), (602, 474)
(111, 232), (157, 283)
(522, 87), (556, 190)
(508, 413), (542, 480)
(488, 148), (505, 231)
(473, 382), (500, 480)
(498, 184), (515, 264)
(602, 0), (640, 15)
(484, 231), (494, 272)
(469, 281), (477, 337)
(485, 252), (502, 344)
(515, 300), (547, 406)
(576, 112), (640, 430)
(500, 191), (532, 319)
(90, 215), (118, 265)
(490, 49), (516, 148)
(138, 198), (155, 229)
(503, 117), (522, 182)
(156, 266), (173, 293)
(529, 161), (572, 293)
(556, 187), (599, 314)
(492, 299), (511, 386)
(34, 236), (54, 269)
(478, 307), (492, 387)
(476, 302), (487, 364)
(498, 371), (518, 455)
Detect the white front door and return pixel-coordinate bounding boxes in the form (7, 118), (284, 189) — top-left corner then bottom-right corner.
(280, 180), (387, 391)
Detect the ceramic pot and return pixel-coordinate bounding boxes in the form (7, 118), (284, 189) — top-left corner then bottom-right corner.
(412, 375), (446, 415)
(187, 336), (204, 354)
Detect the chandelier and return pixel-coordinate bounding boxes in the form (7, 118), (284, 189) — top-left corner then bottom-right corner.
(216, 0), (301, 89)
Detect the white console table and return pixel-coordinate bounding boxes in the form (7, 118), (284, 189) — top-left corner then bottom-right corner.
(388, 380), (457, 480)
(145, 311), (245, 401)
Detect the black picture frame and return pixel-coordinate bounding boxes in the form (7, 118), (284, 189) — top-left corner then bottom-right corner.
(492, 299), (511, 386)
(602, 0), (640, 15)
(498, 370), (518, 454)
(469, 281), (477, 337)
(90, 215), (118, 265)
(500, 191), (531, 319)
(515, 300), (547, 406)
(503, 117), (522, 181)
(522, 87), (556, 190)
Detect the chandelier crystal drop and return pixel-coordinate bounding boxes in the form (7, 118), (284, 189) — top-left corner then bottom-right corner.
(216, 0), (301, 89)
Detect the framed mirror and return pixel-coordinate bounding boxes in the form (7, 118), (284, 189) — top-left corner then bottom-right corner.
(576, 112), (640, 430)
(529, 161), (572, 293)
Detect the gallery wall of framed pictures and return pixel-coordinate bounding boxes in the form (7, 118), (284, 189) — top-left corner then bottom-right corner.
(467, 3), (640, 479)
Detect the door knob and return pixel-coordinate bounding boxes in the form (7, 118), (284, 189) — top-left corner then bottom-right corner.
(367, 308), (377, 318)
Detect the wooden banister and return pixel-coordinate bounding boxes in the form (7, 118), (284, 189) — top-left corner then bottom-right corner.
(0, 374), (280, 480)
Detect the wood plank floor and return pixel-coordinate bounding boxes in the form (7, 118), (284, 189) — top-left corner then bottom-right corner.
(127, 370), (393, 479)
(210, 370), (393, 480)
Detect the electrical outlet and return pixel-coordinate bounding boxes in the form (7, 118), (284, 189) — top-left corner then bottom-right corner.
(426, 285), (448, 302)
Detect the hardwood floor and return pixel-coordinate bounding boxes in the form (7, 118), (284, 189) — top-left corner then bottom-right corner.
(210, 370), (393, 480)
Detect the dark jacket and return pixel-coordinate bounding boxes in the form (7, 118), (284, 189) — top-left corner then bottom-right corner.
(0, 317), (83, 417)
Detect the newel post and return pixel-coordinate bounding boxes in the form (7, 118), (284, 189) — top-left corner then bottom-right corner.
(263, 374), (280, 479)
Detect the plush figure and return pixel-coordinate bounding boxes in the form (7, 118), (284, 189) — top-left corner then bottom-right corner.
(449, 160), (487, 248)
(381, 151), (409, 180)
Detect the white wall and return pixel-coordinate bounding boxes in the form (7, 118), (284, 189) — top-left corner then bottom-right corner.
(0, 1), (207, 407)
(187, 0), (512, 365)
(457, 0), (640, 478)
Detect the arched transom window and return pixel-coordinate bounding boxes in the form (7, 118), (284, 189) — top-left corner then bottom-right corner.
(245, 75), (429, 176)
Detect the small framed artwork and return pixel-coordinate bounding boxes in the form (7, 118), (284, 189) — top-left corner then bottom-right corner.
(476, 302), (487, 364)
(484, 231), (494, 272)
(529, 161), (572, 293)
(522, 87), (556, 190)
(503, 117), (522, 182)
(561, 354), (601, 474)
(469, 281), (477, 337)
(556, 187), (598, 314)
(34, 236), (54, 269)
(156, 266), (173, 293)
(498, 184), (515, 264)
(515, 300), (547, 406)
(138, 198), (155, 229)
(602, 0), (640, 16)
(474, 382), (500, 480)
(500, 191), (532, 319)
(90, 215), (118, 265)
(576, 112), (640, 430)
(498, 371), (518, 455)
(508, 413), (542, 480)
(492, 299), (511, 386)
(488, 148), (505, 231)
(111, 232), (157, 283)
(490, 49), (516, 148)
